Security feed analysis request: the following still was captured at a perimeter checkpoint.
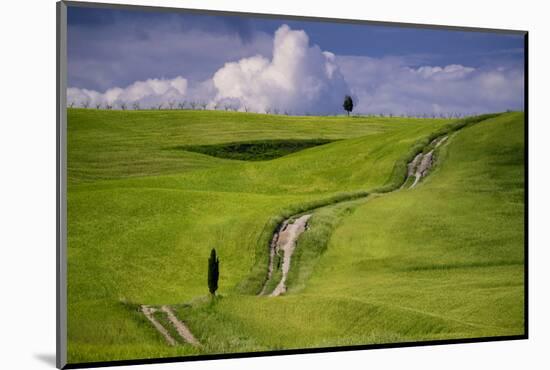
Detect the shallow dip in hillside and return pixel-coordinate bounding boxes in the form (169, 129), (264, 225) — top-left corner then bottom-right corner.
(177, 139), (335, 161)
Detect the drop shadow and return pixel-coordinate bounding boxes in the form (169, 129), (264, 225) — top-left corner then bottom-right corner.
(34, 353), (56, 367)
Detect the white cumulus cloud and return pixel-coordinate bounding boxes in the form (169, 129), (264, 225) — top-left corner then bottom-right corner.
(410, 64), (475, 80)
(211, 24), (350, 114)
(337, 55), (524, 115)
(67, 25), (351, 114)
(68, 76), (190, 108)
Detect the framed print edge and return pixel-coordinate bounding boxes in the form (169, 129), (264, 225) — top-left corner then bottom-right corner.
(57, 1), (68, 369)
(57, 1), (528, 369)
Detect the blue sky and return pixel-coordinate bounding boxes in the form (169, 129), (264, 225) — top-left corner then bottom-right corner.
(67, 5), (525, 115)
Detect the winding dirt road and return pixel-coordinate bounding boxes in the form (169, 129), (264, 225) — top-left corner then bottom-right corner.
(261, 134), (450, 296)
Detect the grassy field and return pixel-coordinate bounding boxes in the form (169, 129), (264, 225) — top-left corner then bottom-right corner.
(66, 109), (524, 363)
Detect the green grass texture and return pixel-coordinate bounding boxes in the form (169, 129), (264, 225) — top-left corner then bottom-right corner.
(66, 109), (523, 363)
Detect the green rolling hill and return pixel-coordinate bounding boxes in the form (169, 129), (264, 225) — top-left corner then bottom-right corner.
(66, 109), (524, 363)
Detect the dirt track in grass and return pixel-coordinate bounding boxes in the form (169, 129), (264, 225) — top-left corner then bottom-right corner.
(141, 305), (200, 347)
(268, 214), (312, 297)
(261, 134), (450, 297)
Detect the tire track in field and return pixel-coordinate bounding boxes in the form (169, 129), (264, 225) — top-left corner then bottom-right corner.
(161, 306), (201, 346)
(141, 305), (177, 346)
(141, 305), (200, 347)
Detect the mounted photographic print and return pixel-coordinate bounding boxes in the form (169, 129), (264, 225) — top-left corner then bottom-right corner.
(56, 1), (528, 368)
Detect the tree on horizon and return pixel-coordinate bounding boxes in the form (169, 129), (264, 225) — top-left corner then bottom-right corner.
(343, 95), (354, 116)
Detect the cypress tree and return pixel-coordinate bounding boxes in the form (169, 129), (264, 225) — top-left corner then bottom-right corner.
(208, 248), (219, 296)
